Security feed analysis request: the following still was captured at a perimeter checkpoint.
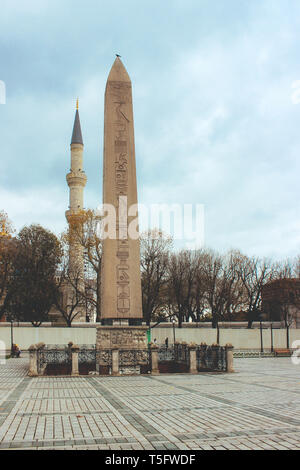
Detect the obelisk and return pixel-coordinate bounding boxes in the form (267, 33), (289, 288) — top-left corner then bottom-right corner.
(101, 57), (143, 326)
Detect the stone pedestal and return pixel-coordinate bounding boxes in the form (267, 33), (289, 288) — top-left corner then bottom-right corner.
(150, 344), (160, 375)
(188, 344), (197, 374)
(96, 326), (148, 349)
(226, 344), (234, 373)
(71, 344), (80, 376)
(111, 349), (119, 376)
(96, 326), (149, 375)
(28, 345), (38, 377)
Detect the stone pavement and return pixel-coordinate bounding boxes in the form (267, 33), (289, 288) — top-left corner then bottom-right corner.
(0, 357), (300, 450)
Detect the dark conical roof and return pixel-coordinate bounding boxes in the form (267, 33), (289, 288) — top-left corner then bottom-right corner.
(71, 109), (83, 145)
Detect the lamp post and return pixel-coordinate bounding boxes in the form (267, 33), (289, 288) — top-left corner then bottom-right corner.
(172, 318), (176, 345)
(270, 323), (274, 353)
(260, 320), (264, 353)
(10, 318), (14, 357)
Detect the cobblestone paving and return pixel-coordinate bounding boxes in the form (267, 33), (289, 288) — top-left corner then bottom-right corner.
(0, 357), (300, 450)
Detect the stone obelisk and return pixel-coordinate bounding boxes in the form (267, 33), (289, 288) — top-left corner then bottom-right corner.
(101, 57), (143, 325)
(96, 58), (147, 372)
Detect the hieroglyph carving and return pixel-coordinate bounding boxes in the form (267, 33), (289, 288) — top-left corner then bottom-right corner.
(109, 81), (132, 316)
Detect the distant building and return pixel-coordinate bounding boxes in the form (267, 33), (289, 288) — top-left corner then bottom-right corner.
(262, 279), (300, 328)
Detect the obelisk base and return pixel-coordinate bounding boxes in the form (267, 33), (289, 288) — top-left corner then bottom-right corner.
(96, 325), (149, 375)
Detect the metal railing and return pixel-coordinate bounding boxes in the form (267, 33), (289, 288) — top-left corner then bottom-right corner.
(196, 345), (227, 372)
(37, 345), (71, 375)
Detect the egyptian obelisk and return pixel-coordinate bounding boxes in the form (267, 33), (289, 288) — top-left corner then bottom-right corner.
(101, 56), (143, 325)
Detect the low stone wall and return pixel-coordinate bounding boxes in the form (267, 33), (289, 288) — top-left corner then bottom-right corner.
(0, 323), (299, 351)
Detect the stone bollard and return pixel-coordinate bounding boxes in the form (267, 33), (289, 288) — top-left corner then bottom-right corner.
(150, 343), (160, 375)
(28, 344), (38, 377)
(36, 343), (46, 376)
(111, 349), (119, 376)
(188, 343), (197, 374)
(71, 344), (80, 376)
(226, 344), (234, 373)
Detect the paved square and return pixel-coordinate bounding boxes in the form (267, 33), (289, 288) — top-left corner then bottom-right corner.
(0, 357), (300, 450)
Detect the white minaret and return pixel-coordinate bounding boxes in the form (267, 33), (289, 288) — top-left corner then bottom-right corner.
(65, 100), (87, 322)
(66, 100), (87, 220)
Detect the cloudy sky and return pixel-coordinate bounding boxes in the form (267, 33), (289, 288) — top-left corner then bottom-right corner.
(0, 0), (300, 260)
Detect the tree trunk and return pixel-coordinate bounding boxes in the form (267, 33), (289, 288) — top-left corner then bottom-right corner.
(212, 314), (218, 329)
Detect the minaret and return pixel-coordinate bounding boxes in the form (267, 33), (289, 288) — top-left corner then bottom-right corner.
(101, 57), (143, 325)
(66, 99), (87, 220)
(65, 100), (87, 322)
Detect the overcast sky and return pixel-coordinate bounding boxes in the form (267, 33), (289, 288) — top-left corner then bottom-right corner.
(0, 0), (300, 260)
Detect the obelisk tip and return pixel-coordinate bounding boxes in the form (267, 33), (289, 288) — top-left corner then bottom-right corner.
(107, 55), (131, 83)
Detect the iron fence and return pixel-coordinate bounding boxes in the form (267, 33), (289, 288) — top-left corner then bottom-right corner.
(157, 344), (189, 373)
(78, 347), (96, 364)
(196, 345), (227, 372)
(158, 345), (175, 363)
(175, 343), (189, 366)
(37, 346), (71, 375)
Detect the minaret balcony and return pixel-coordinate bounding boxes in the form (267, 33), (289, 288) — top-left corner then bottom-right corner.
(65, 209), (85, 223)
(66, 171), (87, 187)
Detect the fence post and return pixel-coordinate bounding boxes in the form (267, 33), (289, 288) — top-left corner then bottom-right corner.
(111, 348), (119, 376)
(28, 345), (38, 377)
(71, 344), (80, 376)
(35, 343), (46, 376)
(150, 344), (160, 375)
(188, 343), (197, 374)
(226, 343), (234, 373)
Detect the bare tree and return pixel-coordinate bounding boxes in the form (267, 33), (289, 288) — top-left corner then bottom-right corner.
(202, 250), (225, 331)
(193, 250), (208, 322)
(295, 256), (300, 278)
(220, 251), (248, 321)
(140, 229), (172, 325)
(63, 209), (102, 321)
(168, 249), (200, 327)
(237, 254), (275, 328)
(53, 258), (86, 327)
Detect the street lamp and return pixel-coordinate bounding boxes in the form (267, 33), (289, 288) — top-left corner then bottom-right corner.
(10, 318), (14, 358)
(259, 319), (264, 353)
(172, 318), (176, 346)
(270, 322), (274, 353)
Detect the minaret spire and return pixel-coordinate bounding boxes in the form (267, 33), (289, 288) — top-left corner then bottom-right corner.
(71, 100), (83, 145)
